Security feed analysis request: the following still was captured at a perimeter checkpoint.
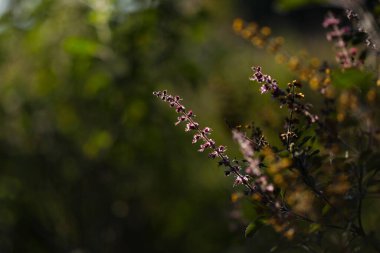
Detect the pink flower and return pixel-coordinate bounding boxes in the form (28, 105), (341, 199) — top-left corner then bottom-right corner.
(234, 176), (249, 187)
(322, 17), (340, 28)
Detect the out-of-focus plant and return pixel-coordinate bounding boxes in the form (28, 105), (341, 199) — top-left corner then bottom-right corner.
(154, 2), (380, 252)
(0, 0), (250, 252)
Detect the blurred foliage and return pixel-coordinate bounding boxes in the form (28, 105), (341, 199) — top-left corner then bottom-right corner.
(0, 0), (241, 252)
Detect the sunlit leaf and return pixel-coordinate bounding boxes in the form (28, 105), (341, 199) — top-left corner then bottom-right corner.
(309, 223), (321, 233)
(274, 0), (326, 12)
(322, 204), (331, 215)
(245, 219), (264, 238)
(63, 37), (100, 56)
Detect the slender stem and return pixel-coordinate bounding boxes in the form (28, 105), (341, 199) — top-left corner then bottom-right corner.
(377, 51), (380, 83)
(286, 86), (336, 212)
(175, 100), (256, 192)
(286, 84), (295, 149)
(290, 210), (355, 232)
(357, 163), (366, 236)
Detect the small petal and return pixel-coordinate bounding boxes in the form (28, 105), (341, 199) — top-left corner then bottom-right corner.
(190, 122), (199, 130)
(208, 139), (216, 147)
(176, 105), (185, 113)
(175, 115), (187, 125)
(322, 16), (340, 28)
(198, 143), (207, 152)
(192, 134), (201, 144)
(260, 85), (268, 94)
(217, 145), (227, 153)
(208, 151), (218, 159)
(233, 176), (249, 187)
(266, 184), (274, 192)
(202, 127), (212, 135)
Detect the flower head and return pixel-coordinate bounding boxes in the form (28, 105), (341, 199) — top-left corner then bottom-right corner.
(153, 90), (253, 192)
(250, 66), (280, 94)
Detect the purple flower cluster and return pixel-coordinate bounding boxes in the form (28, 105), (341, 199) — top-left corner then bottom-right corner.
(153, 90), (251, 189)
(325, 26), (350, 42)
(323, 12), (359, 68)
(232, 130), (275, 194)
(322, 16), (340, 28)
(249, 66), (279, 94)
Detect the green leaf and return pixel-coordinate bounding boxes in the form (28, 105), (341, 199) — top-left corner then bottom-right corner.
(298, 136), (312, 147)
(322, 204), (331, 215)
(274, 0), (326, 12)
(245, 223), (257, 238)
(245, 219), (264, 238)
(63, 37), (100, 56)
(331, 69), (374, 91)
(309, 223), (321, 233)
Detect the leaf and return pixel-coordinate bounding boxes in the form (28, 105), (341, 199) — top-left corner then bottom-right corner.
(298, 136), (312, 147)
(331, 69), (374, 91)
(245, 219), (264, 238)
(270, 246), (278, 252)
(63, 37), (100, 56)
(322, 204), (331, 215)
(309, 149), (320, 157)
(309, 223), (321, 233)
(274, 0), (326, 12)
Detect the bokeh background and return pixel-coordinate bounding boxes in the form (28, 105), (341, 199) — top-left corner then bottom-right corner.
(0, 0), (354, 252)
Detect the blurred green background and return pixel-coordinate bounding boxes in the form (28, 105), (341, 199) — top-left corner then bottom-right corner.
(0, 0), (341, 252)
